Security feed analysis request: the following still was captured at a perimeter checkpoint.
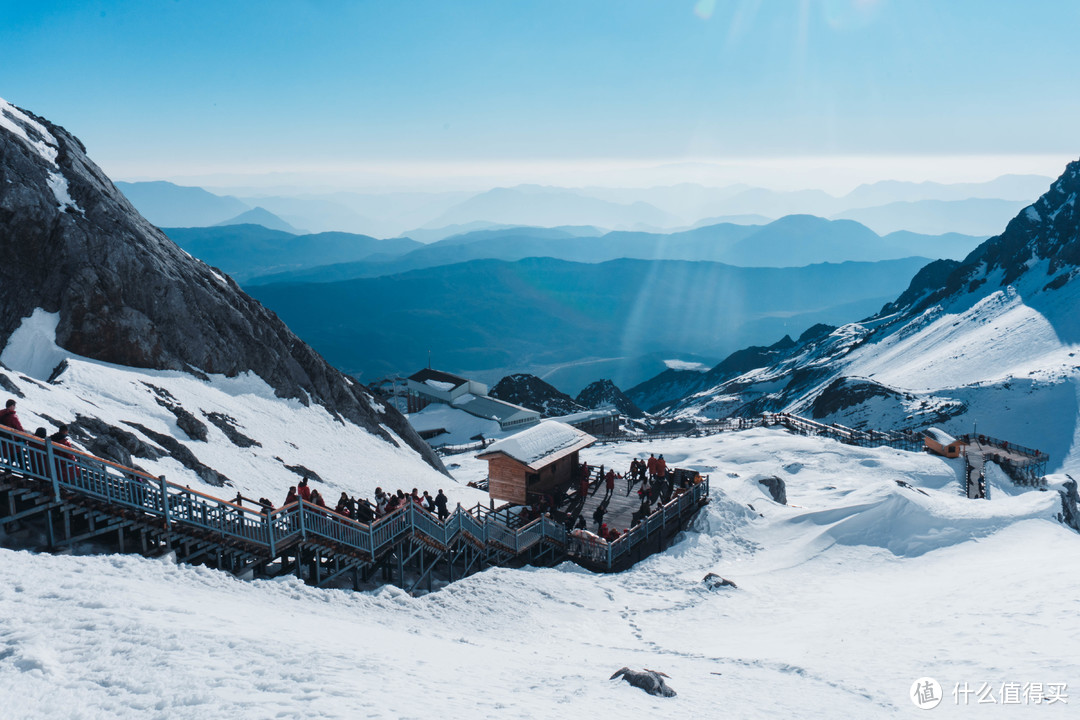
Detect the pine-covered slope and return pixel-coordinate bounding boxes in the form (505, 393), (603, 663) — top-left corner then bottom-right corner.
(0, 96), (444, 474)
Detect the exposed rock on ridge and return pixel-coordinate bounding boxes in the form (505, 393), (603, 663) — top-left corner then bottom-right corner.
(0, 97), (444, 473)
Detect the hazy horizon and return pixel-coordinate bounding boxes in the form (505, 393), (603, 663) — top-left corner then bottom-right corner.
(3, 1), (1078, 195)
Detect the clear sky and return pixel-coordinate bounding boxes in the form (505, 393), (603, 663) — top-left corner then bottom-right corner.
(2, 0), (1079, 190)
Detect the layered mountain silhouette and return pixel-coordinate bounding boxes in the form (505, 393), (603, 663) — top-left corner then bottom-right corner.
(246, 255), (931, 386)
(244, 216), (979, 286)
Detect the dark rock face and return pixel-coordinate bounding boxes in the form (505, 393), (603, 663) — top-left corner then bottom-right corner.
(609, 667), (676, 698)
(490, 373), (582, 417)
(0, 366), (25, 398)
(811, 377), (907, 419)
(203, 411), (261, 448)
(575, 379), (644, 418)
(123, 421), (230, 486)
(0, 99), (444, 474)
(627, 334), (805, 413)
(72, 414), (166, 468)
(1060, 478), (1080, 533)
(758, 476), (787, 504)
(887, 165), (1075, 316)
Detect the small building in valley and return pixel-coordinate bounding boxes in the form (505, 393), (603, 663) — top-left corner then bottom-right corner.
(924, 427), (963, 458)
(551, 407), (621, 436)
(477, 421), (596, 505)
(406, 369), (487, 411)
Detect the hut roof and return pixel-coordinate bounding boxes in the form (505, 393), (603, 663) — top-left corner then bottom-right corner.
(477, 420), (595, 470)
(924, 427), (957, 445)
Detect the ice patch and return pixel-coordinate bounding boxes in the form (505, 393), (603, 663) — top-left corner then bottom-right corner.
(0, 309), (68, 380)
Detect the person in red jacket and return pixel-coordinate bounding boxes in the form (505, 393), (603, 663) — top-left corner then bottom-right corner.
(646, 454), (657, 480)
(655, 454), (667, 479)
(284, 486), (299, 505)
(604, 468), (616, 501)
(297, 477), (312, 502)
(0, 399), (25, 432)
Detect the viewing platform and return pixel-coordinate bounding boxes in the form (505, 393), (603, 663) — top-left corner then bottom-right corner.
(0, 423), (709, 595)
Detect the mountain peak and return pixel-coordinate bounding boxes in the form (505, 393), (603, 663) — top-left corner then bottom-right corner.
(0, 96), (444, 472)
(885, 157), (1080, 316)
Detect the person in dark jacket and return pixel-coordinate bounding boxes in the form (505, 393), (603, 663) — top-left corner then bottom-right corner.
(592, 500), (607, 529)
(49, 424), (80, 483)
(0, 399), (24, 432)
(355, 497), (374, 523)
(434, 489), (449, 521)
(336, 491), (354, 518)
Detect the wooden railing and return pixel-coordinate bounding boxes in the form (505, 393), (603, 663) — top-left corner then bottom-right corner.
(0, 423), (710, 574)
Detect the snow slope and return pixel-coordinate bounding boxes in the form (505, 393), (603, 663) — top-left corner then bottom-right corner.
(3, 429), (1077, 718)
(0, 310), (485, 509)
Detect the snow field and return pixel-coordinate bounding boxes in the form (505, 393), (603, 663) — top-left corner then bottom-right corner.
(3, 429), (1075, 717)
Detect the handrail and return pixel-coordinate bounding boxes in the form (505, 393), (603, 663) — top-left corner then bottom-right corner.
(0, 422), (714, 579)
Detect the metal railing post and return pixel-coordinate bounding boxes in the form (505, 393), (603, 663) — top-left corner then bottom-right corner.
(266, 509), (276, 556)
(297, 499), (307, 539)
(45, 438), (59, 500)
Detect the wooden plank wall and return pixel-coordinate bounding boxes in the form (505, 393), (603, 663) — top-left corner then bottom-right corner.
(486, 454), (529, 504)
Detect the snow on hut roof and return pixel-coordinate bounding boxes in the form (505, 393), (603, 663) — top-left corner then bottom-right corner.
(924, 427), (957, 446)
(477, 420), (594, 470)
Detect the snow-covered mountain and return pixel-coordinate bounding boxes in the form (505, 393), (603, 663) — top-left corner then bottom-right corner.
(659, 158), (1080, 473)
(490, 373), (583, 417)
(575, 379), (644, 418)
(0, 96), (453, 503)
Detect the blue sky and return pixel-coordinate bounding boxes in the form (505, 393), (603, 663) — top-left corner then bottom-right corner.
(2, 0), (1079, 189)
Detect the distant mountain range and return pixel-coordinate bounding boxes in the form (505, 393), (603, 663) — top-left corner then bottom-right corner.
(215, 206), (302, 233)
(245, 255), (933, 387)
(117, 174), (1053, 239)
(242, 216), (984, 286)
(163, 225), (421, 282)
(833, 198), (1029, 236)
(116, 180), (249, 227)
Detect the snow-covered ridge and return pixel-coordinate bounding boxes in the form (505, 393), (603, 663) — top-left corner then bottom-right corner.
(0, 96), (81, 213)
(0, 310), (482, 508)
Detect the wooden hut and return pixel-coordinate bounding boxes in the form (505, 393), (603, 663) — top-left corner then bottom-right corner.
(477, 421), (596, 505)
(924, 427), (962, 458)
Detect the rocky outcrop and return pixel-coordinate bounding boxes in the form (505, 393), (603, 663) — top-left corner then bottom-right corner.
(758, 476), (787, 504)
(71, 414), (166, 468)
(609, 667), (677, 697)
(1059, 478), (1080, 533)
(575, 379), (644, 418)
(0, 97), (444, 474)
(702, 573), (738, 590)
(490, 373), (582, 417)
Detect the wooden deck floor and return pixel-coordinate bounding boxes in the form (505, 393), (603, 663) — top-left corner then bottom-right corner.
(578, 474), (650, 534)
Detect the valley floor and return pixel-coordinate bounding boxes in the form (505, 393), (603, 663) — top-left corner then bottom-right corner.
(2, 429), (1078, 718)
